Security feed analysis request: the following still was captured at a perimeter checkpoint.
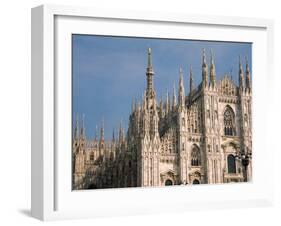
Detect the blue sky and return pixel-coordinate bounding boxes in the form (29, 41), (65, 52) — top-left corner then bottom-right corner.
(72, 35), (252, 140)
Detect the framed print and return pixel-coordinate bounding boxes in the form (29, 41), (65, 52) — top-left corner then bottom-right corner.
(31, 4), (274, 221)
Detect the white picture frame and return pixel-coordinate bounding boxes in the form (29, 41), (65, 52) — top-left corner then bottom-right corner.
(31, 4), (274, 221)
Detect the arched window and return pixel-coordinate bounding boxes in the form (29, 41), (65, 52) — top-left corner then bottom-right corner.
(227, 154), (236, 173)
(224, 106), (236, 136)
(191, 145), (201, 166)
(165, 179), (173, 186)
(193, 179), (200, 184)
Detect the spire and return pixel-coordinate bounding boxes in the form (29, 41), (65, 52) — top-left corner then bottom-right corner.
(202, 48), (208, 86)
(112, 129), (115, 142)
(159, 95), (163, 118)
(132, 97), (135, 112)
(239, 55), (245, 90)
(178, 67), (185, 108)
(146, 48), (155, 95)
(74, 113), (79, 139)
(137, 99), (141, 112)
(95, 125), (98, 141)
(245, 56), (251, 89)
(142, 91), (147, 111)
(80, 114), (85, 138)
(189, 65), (194, 93)
(100, 118), (104, 141)
(119, 119), (124, 143)
(147, 48), (153, 68)
(165, 89), (170, 114)
(134, 97), (137, 112)
(173, 82), (177, 109)
(210, 49), (216, 86)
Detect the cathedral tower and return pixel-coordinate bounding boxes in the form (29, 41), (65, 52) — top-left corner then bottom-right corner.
(137, 48), (160, 187)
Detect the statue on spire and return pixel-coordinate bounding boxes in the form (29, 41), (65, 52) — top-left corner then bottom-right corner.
(132, 97), (135, 112)
(178, 67), (185, 108)
(119, 119), (123, 143)
(80, 114), (85, 138)
(74, 113), (79, 139)
(166, 89), (170, 114)
(202, 48), (208, 86)
(245, 56), (251, 90)
(159, 95), (163, 118)
(146, 48), (155, 97)
(112, 129), (115, 142)
(210, 49), (216, 87)
(173, 82), (177, 110)
(239, 55), (245, 90)
(100, 118), (105, 141)
(189, 65), (194, 93)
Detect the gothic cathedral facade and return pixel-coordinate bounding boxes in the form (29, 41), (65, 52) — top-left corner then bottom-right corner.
(73, 48), (252, 190)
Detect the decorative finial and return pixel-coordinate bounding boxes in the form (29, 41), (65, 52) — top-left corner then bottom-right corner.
(100, 117), (104, 141)
(173, 82), (177, 108)
(203, 48), (206, 65)
(132, 97), (135, 112)
(239, 55), (244, 89)
(147, 47), (152, 68)
(245, 56), (251, 89)
(210, 49), (214, 65)
(95, 125), (98, 141)
(190, 64), (194, 93)
(245, 56), (249, 73)
(74, 113), (79, 138)
(179, 66), (184, 81)
(80, 114), (85, 137)
(112, 129), (115, 142)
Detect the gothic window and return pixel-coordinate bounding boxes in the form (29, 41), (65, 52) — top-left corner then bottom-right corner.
(224, 106), (236, 136)
(165, 179), (173, 186)
(191, 145), (201, 166)
(182, 117), (185, 126)
(90, 154), (94, 161)
(193, 179), (200, 184)
(227, 154), (236, 173)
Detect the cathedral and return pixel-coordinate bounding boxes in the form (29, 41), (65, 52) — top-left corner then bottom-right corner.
(72, 48), (252, 190)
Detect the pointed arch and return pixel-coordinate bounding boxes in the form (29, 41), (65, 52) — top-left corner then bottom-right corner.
(224, 105), (236, 136)
(191, 144), (201, 166)
(165, 179), (173, 186)
(227, 154), (236, 173)
(193, 179), (200, 184)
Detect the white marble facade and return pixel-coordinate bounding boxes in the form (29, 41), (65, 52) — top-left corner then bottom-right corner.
(73, 48), (252, 190)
